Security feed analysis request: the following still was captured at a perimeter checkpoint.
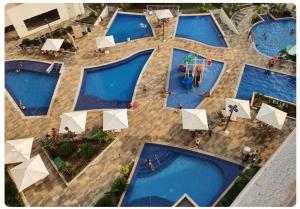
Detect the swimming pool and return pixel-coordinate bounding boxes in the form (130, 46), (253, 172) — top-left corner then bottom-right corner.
(175, 15), (228, 47)
(166, 48), (224, 109)
(5, 60), (62, 116)
(236, 64), (296, 103)
(106, 12), (153, 43)
(252, 14), (296, 57)
(121, 143), (243, 207)
(74, 49), (153, 110)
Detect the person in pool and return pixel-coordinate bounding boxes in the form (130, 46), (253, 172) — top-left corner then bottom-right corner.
(290, 28), (295, 35)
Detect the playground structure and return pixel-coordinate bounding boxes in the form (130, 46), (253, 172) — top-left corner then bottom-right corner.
(178, 54), (212, 89)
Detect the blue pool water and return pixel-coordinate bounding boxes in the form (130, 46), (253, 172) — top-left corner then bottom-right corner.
(252, 15), (296, 57)
(106, 13), (153, 43)
(236, 64), (296, 103)
(167, 49), (224, 108)
(176, 15), (227, 47)
(75, 49), (153, 110)
(121, 143), (243, 207)
(5, 60), (61, 116)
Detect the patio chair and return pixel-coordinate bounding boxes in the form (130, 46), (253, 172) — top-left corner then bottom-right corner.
(53, 157), (64, 169)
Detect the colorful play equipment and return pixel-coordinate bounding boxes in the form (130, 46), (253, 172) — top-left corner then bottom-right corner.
(178, 54), (211, 89)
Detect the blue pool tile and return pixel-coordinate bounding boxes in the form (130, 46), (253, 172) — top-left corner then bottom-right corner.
(176, 15), (227, 47)
(106, 13), (153, 43)
(236, 64), (296, 104)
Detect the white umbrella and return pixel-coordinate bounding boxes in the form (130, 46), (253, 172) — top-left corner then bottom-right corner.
(59, 111), (87, 134)
(287, 45), (296, 55)
(41, 39), (64, 51)
(225, 98), (251, 119)
(96, 36), (115, 49)
(5, 138), (33, 164)
(154, 9), (174, 19)
(103, 109), (128, 131)
(10, 155), (49, 192)
(182, 109), (209, 130)
(256, 103), (287, 130)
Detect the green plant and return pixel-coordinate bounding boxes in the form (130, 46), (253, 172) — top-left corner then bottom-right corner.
(89, 11), (97, 18)
(95, 193), (115, 207)
(42, 137), (56, 150)
(120, 166), (130, 177)
(61, 41), (73, 50)
(198, 3), (212, 13)
(80, 143), (95, 158)
(65, 26), (73, 33)
(58, 141), (75, 157)
(111, 176), (128, 196)
(119, 3), (132, 11)
(255, 5), (268, 14)
(60, 161), (74, 175)
(269, 3), (287, 18)
(5, 170), (24, 206)
(222, 3), (238, 17)
(21, 38), (32, 46)
(251, 12), (261, 24)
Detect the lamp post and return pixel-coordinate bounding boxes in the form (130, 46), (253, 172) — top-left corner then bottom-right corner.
(224, 104), (238, 131)
(44, 18), (53, 37)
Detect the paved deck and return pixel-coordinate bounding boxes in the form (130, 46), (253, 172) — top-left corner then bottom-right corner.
(5, 8), (296, 206)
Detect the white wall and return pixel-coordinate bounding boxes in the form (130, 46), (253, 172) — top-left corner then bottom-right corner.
(219, 8), (239, 35)
(94, 5), (109, 26)
(5, 3), (85, 38)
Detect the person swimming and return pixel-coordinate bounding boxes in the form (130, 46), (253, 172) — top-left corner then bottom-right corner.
(19, 100), (26, 110)
(263, 33), (267, 40)
(290, 28), (295, 35)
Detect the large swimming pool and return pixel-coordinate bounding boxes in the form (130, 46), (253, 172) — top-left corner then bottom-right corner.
(74, 49), (153, 110)
(5, 60), (61, 116)
(121, 143), (243, 207)
(166, 48), (224, 109)
(236, 64), (296, 103)
(252, 14), (296, 57)
(175, 15), (228, 47)
(106, 12), (153, 43)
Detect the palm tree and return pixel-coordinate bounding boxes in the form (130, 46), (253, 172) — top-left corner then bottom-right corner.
(60, 161), (74, 176)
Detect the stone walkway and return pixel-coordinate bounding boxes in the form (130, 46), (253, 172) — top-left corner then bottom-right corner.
(5, 8), (296, 206)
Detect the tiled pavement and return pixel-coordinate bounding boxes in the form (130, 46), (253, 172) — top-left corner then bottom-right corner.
(5, 8), (296, 206)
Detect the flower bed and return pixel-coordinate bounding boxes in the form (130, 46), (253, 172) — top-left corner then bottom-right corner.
(43, 130), (115, 183)
(95, 161), (135, 207)
(216, 165), (260, 206)
(5, 169), (25, 206)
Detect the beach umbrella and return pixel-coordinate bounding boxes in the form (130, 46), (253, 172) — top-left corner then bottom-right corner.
(154, 9), (174, 19)
(59, 111), (87, 134)
(41, 39), (64, 51)
(256, 103), (287, 130)
(225, 98), (251, 119)
(5, 138), (33, 164)
(10, 155), (49, 192)
(287, 45), (296, 55)
(182, 109), (209, 130)
(96, 36), (115, 49)
(103, 109), (128, 131)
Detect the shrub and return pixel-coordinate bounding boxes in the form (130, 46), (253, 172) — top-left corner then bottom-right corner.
(282, 10), (292, 17)
(198, 3), (212, 13)
(65, 26), (73, 33)
(42, 137), (56, 150)
(95, 193), (115, 207)
(90, 131), (111, 143)
(111, 176), (128, 196)
(90, 11), (97, 18)
(58, 141), (75, 157)
(80, 143), (95, 158)
(119, 3), (132, 11)
(61, 41), (73, 50)
(120, 166), (130, 177)
(60, 161), (74, 175)
(21, 38), (32, 46)
(5, 170), (24, 206)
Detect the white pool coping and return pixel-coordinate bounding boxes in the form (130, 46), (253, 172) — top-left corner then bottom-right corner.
(173, 13), (230, 49)
(71, 48), (156, 113)
(163, 47), (226, 110)
(5, 59), (65, 119)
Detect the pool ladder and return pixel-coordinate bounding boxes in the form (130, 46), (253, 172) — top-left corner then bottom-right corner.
(154, 154), (160, 165)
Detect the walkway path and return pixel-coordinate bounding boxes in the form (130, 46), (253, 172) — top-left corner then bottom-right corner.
(5, 8), (296, 206)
